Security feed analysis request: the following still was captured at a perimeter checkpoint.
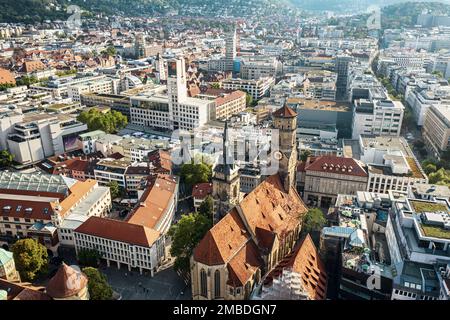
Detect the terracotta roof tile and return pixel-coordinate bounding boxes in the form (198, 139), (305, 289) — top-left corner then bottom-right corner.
(46, 263), (88, 299)
(264, 234), (328, 300)
(192, 182), (213, 199)
(75, 216), (161, 247)
(0, 279), (50, 300)
(226, 241), (263, 287)
(126, 174), (177, 229)
(0, 68), (15, 85)
(194, 208), (249, 265)
(238, 174), (307, 250)
(215, 90), (246, 107)
(272, 105), (297, 118)
(305, 156), (367, 177)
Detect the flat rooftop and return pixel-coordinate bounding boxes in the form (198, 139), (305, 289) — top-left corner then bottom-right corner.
(288, 98), (352, 112)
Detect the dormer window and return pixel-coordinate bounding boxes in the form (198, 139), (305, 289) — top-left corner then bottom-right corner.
(25, 208), (33, 213)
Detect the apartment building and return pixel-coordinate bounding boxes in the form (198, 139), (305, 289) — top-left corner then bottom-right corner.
(214, 90), (246, 120)
(352, 99), (404, 139)
(192, 182), (213, 211)
(405, 84), (450, 126)
(7, 113), (87, 165)
(0, 172), (110, 254)
(303, 71), (337, 101)
(422, 104), (450, 159)
(77, 130), (106, 155)
(298, 156), (368, 208)
(385, 196), (450, 300)
(357, 136), (428, 193)
(240, 56), (279, 80)
(222, 77), (275, 100)
(126, 174), (178, 234)
(130, 93), (171, 130)
(93, 157), (132, 189)
(74, 217), (165, 276)
(68, 78), (119, 102)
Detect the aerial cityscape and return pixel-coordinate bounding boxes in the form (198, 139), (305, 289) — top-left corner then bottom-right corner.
(1, 0), (450, 306)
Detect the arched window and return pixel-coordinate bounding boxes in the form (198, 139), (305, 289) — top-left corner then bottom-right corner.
(214, 270), (221, 298)
(200, 269), (207, 297)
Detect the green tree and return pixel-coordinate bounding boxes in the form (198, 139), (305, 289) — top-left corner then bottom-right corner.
(11, 239), (48, 281)
(432, 70), (444, 79)
(198, 196), (214, 221)
(210, 83), (220, 89)
(107, 181), (120, 199)
(82, 267), (113, 300)
(102, 45), (117, 57)
(0, 83), (16, 91)
(180, 162), (212, 191)
(77, 248), (102, 267)
(16, 75), (38, 87)
(0, 150), (14, 168)
(423, 163), (437, 175)
(300, 149), (311, 162)
(301, 208), (326, 236)
(245, 93), (254, 108)
(77, 109), (128, 134)
(168, 213), (212, 274)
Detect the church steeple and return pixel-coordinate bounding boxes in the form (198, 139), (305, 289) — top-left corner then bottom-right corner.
(272, 103), (298, 192)
(212, 120), (241, 222)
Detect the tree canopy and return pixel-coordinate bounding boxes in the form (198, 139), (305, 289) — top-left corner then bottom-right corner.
(82, 267), (113, 300)
(106, 181), (121, 200)
(77, 248), (102, 267)
(11, 238), (48, 281)
(77, 109), (128, 134)
(301, 208), (326, 236)
(198, 196), (214, 221)
(0, 150), (14, 168)
(168, 213), (212, 274)
(180, 161), (212, 191)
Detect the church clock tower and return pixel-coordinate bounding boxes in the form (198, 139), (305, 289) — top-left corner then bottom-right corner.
(212, 121), (241, 222)
(272, 104), (298, 192)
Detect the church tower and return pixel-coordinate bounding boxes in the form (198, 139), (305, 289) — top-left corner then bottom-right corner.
(272, 104), (298, 192)
(212, 121), (240, 222)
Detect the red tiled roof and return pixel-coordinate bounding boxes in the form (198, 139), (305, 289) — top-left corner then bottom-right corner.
(0, 279), (51, 300)
(192, 182), (213, 199)
(46, 263), (88, 299)
(126, 174), (177, 229)
(0, 68), (15, 85)
(75, 216), (161, 247)
(215, 90), (246, 107)
(21, 60), (45, 73)
(263, 234), (328, 300)
(238, 174), (307, 250)
(272, 105), (297, 118)
(226, 241), (263, 287)
(305, 156), (367, 177)
(193, 174), (308, 286)
(194, 208), (249, 266)
(148, 149), (171, 174)
(264, 234), (328, 300)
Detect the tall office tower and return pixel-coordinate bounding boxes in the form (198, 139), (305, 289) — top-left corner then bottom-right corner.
(335, 55), (353, 101)
(155, 53), (167, 82)
(167, 57), (187, 103)
(225, 28), (237, 72)
(134, 33), (146, 59)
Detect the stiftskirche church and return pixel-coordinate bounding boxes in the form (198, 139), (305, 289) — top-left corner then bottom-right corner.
(190, 104), (309, 300)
